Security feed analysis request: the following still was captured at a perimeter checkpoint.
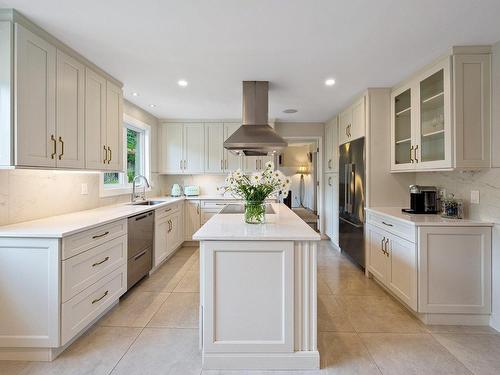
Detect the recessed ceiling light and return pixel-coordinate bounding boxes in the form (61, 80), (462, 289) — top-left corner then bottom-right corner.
(283, 109), (298, 114)
(131, 92), (139, 97)
(149, 104), (156, 108)
(325, 78), (336, 86)
(178, 79), (188, 87)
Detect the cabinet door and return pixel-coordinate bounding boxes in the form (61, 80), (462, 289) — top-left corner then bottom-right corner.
(184, 201), (201, 241)
(160, 123), (183, 174)
(105, 81), (123, 171)
(338, 109), (352, 146)
(85, 68), (107, 169)
(166, 212), (182, 256)
(391, 86), (416, 171)
(415, 58), (452, 170)
(366, 224), (388, 284)
(243, 156), (260, 173)
(205, 123), (224, 174)
(56, 50), (85, 168)
(350, 97), (365, 141)
(223, 123), (241, 172)
(260, 155), (274, 170)
(154, 216), (169, 267)
(324, 118), (337, 172)
(324, 175), (333, 239)
(15, 24), (56, 167)
(388, 235), (417, 310)
(184, 123), (205, 174)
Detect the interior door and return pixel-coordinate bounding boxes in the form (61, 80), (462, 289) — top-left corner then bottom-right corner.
(205, 123), (224, 174)
(105, 81), (123, 171)
(85, 68), (107, 169)
(56, 50), (85, 168)
(183, 123), (205, 174)
(161, 123), (183, 174)
(223, 123), (241, 172)
(15, 24), (56, 167)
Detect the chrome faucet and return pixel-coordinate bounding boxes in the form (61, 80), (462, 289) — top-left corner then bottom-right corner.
(131, 175), (151, 202)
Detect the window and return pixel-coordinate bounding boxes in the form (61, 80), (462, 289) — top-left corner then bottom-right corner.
(100, 114), (151, 197)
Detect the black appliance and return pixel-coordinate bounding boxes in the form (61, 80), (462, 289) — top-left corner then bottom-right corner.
(402, 185), (438, 214)
(339, 137), (365, 269)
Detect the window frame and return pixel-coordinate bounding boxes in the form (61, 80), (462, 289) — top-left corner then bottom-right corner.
(99, 113), (151, 197)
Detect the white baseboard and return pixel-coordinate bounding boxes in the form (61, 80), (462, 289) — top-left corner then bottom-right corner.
(202, 351), (320, 370)
(490, 312), (500, 331)
(416, 312), (490, 326)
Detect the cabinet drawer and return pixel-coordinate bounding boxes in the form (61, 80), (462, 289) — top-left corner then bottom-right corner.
(62, 235), (127, 302)
(155, 202), (182, 219)
(366, 211), (415, 243)
(61, 264), (126, 345)
(62, 219), (127, 260)
(201, 200), (232, 209)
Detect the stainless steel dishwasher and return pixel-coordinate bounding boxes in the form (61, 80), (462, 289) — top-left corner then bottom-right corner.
(127, 211), (154, 289)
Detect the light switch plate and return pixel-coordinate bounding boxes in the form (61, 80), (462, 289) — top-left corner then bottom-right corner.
(470, 190), (480, 204)
(81, 183), (88, 195)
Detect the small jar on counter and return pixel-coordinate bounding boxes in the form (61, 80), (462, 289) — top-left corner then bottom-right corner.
(441, 194), (464, 219)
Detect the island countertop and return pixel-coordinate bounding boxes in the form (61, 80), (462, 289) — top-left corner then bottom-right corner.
(193, 202), (321, 241)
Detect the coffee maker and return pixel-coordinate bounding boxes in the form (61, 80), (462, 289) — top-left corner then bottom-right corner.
(402, 185), (438, 214)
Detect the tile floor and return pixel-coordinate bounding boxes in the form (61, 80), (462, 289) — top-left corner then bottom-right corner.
(1, 240), (499, 375)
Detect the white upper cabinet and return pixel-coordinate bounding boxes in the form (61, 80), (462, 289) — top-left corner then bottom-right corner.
(15, 23), (56, 168)
(339, 96), (365, 146)
(324, 116), (338, 172)
(56, 50), (85, 169)
(243, 155), (274, 173)
(205, 123), (224, 173)
(2, 16), (124, 171)
(160, 123), (205, 174)
(224, 122), (242, 172)
(391, 48), (491, 172)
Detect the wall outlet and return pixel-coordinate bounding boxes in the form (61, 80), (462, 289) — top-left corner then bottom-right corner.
(470, 190), (480, 204)
(81, 183), (88, 195)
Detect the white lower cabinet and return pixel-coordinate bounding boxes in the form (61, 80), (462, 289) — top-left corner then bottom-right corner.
(185, 200), (201, 241)
(323, 173), (338, 245)
(366, 210), (492, 323)
(154, 203), (184, 267)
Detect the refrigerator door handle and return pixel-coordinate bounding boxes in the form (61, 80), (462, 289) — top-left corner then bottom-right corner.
(339, 216), (363, 229)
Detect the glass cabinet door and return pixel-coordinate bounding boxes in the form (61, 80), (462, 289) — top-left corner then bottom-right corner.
(394, 88), (413, 166)
(418, 69), (445, 164)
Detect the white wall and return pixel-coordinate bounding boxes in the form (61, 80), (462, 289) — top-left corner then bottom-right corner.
(0, 100), (160, 226)
(416, 40), (500, 330)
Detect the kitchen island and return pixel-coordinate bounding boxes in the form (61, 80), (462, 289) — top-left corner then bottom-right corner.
(193, 203), (321, 370)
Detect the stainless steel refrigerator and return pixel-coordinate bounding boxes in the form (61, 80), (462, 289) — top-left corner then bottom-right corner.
(339, 137), (365, 269)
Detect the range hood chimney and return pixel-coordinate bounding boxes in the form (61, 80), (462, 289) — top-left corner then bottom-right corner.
(223, 81), (288, 156)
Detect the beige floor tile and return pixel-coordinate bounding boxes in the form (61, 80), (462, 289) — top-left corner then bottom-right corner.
(24, 326), (141, 375)
(98, 291), (170, 327)
(337, 295), (425, 333)
(202, 370), (324, 374)
(318, 294), (356, 333)
(174, 270), (200, 293)
(432, 333), (500, 375)
(317, 274), (332, 295)
(111, 328), (201, 375)
(148, 292), (199, 328)
(0, 361), (30, 375)
(322, 271), (387, 297)
(360, 333), (471, 375)
(134, 263), (186, 293)
(175, 246), (199, 258)
(318, 332), (381, 374)
(427, 325), (499, 335)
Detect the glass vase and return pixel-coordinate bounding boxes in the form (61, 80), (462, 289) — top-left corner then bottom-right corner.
(244, 200), (266, 224)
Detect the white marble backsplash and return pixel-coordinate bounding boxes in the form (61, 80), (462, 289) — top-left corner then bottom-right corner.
(0, 170), (161, 226)
(416, 169), (500, 224)
(159, 174), (227, 196)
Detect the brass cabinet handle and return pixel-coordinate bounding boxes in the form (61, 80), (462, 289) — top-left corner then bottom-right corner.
(92, 231), (109, 239)
(58, 137), (64, 160)
(345, 126), (348, 137)
(92, 256), (110, 267)
(167, 219), (172, 233)
(414, 145), (419, 163)
(196, 203), (200, 215)
(108, 147), (112, 164)
(328, 176), (332, 186)
(381, 237), (386, 255)
(91, 290), (108, 304)
(328, 159), (332, 169)
(164, 208), (172, 213)
(103, 145), (108, 163)
(384, 238), (390, 257)
(51, 135), (57, 159)
(409, 145), (414, 163)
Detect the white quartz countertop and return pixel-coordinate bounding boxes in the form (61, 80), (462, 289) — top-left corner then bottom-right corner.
(184, 195), (273, 201)
(0, 196), (185, 238)
(193, 203), (321, 241)
(366, 207), (494, 227)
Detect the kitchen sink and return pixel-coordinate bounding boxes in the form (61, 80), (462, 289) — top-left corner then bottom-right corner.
(129, 200), (165, 206)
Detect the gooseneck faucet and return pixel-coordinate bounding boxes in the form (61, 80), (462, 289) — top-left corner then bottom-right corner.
(131, 175), (151, 202)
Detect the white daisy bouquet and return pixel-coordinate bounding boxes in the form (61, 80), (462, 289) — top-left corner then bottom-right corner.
(222, 161), (290, 223)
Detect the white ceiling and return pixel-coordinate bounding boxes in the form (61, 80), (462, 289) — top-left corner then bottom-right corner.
(2, 0), (500, 122)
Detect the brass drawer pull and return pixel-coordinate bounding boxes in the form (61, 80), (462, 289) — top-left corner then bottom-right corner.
(103, 145), (108, 163)
(58, 137), (64, 160)
(92, 231), (109, 239)
(414, 145), (419, 163)
(108, 147), (112, 164)
(384, 238), (390, 257)
(51, 135), (57, 159)
(92, 256), (110, 267)
(91, 290), (108, 304)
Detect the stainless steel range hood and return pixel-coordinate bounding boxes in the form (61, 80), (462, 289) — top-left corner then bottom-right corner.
(223, 81), (288, 156)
